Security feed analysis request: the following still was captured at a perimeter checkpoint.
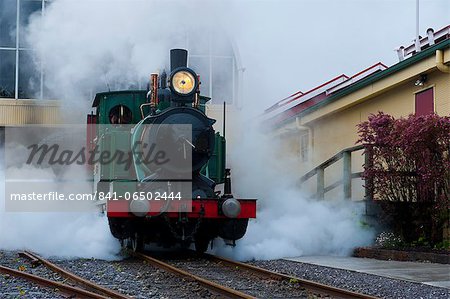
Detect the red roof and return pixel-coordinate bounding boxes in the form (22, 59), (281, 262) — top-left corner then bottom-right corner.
(264, 62), (388, 126)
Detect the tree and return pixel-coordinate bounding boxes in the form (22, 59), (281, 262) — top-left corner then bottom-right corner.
(357, 112), (450, 245)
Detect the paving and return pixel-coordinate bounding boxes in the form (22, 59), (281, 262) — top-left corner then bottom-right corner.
(285, 255), (450, 289)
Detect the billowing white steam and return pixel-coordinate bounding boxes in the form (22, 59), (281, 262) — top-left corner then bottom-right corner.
(25, 0), (225, 120)
(1, 0), (222, 259)
(214, 121), (374, 260)
(0, 0), (413, 260)
(0, 157), (120, 259)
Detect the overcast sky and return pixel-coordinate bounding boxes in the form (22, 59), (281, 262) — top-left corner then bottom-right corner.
(229, 0), (449, 108)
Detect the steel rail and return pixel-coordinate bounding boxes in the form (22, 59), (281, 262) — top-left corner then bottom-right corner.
(134, 252), (255, 299)
(18, 251), (39, 267)
(22, 251), (130, 299)
(204, 253), (379, 299)
(0, 264), (109, 299)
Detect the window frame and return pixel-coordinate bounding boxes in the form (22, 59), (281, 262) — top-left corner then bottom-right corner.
(0, 0), (47, 100)
(299, 131), (309, 162)
(414, 86), (435, 116)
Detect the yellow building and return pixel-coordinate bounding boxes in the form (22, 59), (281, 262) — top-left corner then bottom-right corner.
(264, 26), (450, 201)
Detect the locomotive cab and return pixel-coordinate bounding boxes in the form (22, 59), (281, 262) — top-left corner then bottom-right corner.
(88, 49), (256, 252)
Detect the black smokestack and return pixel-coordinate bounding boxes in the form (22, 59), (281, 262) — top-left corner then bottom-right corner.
(170, 49), (188, 72)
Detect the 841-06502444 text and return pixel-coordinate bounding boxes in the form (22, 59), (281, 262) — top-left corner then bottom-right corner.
(9, 191), (183, 201)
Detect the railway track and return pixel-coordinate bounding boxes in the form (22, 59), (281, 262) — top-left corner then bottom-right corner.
(133, 251), (379, 299)
(1, 250), (380, 298)
(134, 252), (256, 298)
(203, 253), (379, 299)
(0, 251), (130, 299)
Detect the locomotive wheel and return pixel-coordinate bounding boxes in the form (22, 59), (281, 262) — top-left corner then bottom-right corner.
(194, 238), (209, 253)
(120, 238), (131, 250)
(130, 233), (144, 252)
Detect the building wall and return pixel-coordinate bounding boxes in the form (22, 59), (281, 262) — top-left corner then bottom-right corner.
(309, 68), (449, 168)
(434, 69), (450, 115)
(0, 99), (60, 125)
(275, 62), (450, 200)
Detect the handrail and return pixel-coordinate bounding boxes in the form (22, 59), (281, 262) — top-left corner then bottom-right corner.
(299, 144), (366, 200)
(299, 144), (364, 183)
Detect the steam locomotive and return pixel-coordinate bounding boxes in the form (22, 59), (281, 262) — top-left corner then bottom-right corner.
(87, 49), (256, 252)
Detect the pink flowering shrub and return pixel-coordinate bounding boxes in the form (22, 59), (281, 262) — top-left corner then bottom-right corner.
(357, 112), (450, 245)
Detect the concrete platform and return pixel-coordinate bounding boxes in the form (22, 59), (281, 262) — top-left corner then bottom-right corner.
(285, 256), (450, 289)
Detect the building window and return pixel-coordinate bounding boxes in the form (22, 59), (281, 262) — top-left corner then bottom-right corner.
(0, 0), (47, 100)
(187, 30), (237, 105)
(300, 132), (309, 162)
(0, 50), (16, 98)
(19, 0), (42, 46)
(19, 50), (40, 98)
(212, 56), (234, 104)
(415, 87), (434, 116)
(0, 1), (239, 102)
(0, 0), (17, 48)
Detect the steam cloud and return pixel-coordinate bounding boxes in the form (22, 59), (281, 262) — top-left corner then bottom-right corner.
(24, 0), (227, 120)
(214, 122), (373, 260)
(0, 155), (120, 259)
(0, 0), (381, 260)
(1, 0), (222, 259)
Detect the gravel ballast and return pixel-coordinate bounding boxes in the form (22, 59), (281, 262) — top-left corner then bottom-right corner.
(0, 251), (65, 299)
(1, 250), (218, 298)
(250, 259), (449, 299)
(165, 256), (308, 298)
(2, 249), (448, 299)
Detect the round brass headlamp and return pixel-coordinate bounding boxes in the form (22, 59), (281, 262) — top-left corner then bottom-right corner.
(170, 68), (198, 96)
